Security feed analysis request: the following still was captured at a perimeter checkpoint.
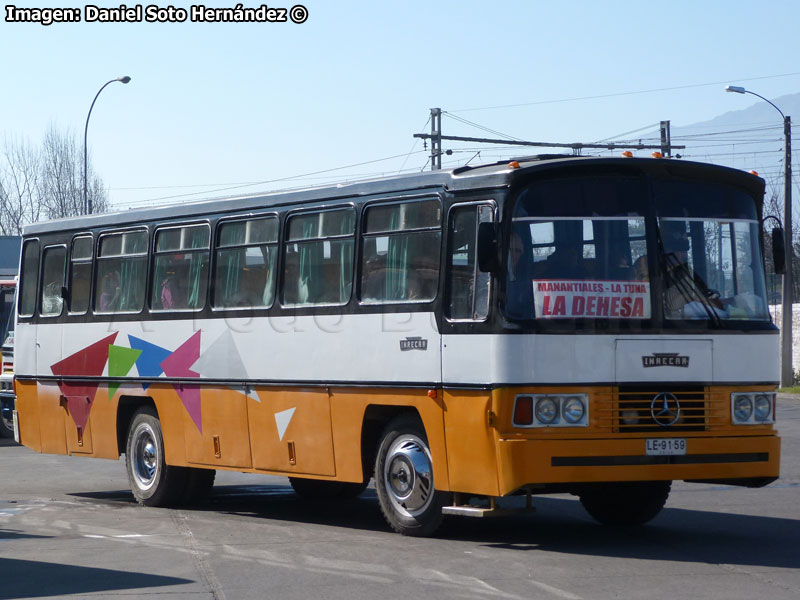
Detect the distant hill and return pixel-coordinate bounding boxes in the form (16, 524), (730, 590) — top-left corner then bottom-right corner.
(636, 93), (800, 190)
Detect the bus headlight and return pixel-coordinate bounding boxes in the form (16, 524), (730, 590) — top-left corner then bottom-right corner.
(513, 394), (589, 428)
(731, 392), (775, 424)
(535, 397), (558, 424)
(733, 395), (753, 422)
(754, 394), (773, 422)
(562, 396), (586, 424)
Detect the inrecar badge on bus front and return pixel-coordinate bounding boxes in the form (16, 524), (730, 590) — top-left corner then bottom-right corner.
(400, 337), (428, 351)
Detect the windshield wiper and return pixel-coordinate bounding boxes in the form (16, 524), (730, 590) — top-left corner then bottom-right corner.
(656, 229), (724, 327)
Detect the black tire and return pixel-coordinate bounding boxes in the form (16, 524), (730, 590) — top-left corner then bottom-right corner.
(0, 397), (14, 439)
(181, 468), (216, 505)
(579, 481), (671, 526)
(125, 407), (187, 507)
(289, 477), (369, 501)
(374, 415), (446, 537)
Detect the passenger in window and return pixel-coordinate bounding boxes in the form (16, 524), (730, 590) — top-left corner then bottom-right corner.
(609, 248), (633, 280)
(633, 255), (649, 281)
(662, 228), (723, 318)
(544, 243), (585, 279)
(160, 274), (177, 310)
(99, 270), (120, 312)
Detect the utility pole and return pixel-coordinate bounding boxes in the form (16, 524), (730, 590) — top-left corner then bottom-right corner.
(415, 112), (684, 171)
(783, 114), (793, 386)
(660, 121), (672, 157)
(725, 85), (794, 386)
(430, 108), (442, 170)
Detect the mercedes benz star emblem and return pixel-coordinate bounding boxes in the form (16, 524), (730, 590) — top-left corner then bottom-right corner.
(650, 392), (681, 426)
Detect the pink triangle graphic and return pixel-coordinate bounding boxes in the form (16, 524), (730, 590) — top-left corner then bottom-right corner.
(161, 331), (203, 432)
(175, 383), (201, 432)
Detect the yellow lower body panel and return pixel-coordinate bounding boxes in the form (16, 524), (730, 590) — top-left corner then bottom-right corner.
(495, 434), (781, 495)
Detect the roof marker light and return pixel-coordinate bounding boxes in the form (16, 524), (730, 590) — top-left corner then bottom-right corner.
(749, 170), (759, 176)
(650, 151), (663, 159)
(621, 151), (633, 158)
(508, 161), (521, 169)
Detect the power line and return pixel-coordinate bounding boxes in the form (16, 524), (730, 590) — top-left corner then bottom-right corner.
(594, 123), (660, 143)
(449, 71), (800, 113)
(120, 150), (428, 206)
(443, 112), (522, 141)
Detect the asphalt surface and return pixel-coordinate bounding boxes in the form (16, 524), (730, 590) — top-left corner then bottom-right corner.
(1, 397), (799, 600)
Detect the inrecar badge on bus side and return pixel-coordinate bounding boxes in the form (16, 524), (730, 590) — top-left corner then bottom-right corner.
(400, 337), (428, 351)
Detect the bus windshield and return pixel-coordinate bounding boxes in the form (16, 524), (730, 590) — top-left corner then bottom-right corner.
(506, 175), (770, 323)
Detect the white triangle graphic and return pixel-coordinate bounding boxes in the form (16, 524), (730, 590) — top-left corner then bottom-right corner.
(275, 407), (296, 441)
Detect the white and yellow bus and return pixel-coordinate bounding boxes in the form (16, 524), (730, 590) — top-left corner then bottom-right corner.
(14, 156), (781, 536)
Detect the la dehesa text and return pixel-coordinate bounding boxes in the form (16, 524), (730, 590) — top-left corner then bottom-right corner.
(532, 280), (650, 319)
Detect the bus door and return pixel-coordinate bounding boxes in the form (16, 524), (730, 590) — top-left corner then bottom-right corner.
(39, 245), (89, 453)
(440, 203), (498, 494)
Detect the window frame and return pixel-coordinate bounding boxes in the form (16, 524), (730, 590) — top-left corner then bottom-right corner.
(211, 213), (280, 311)
(150, 222), (212, 313)
(68, 233), (94, 316)
(39, 243), (68, 319)
(445, 200), (496, 323)
(94, 227), (150, 315)
(357, 195), (444, 306)
(18, 238), (40, 319)
(280, 205), (357, 308)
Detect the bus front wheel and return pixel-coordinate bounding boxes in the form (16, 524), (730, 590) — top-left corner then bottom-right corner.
(579, 481), (671, 526)
(375, 416), (446, 537)
(125, 407), (187, 507)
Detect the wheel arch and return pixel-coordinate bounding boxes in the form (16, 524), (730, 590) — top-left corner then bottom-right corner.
(360, 402), (450, 492)
(116, 396), (156, 455)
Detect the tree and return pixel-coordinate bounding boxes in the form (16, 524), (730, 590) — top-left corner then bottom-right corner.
(0, 124), (109, 235)
(40, 124), (109, 220)
(0, 135), (42, 235)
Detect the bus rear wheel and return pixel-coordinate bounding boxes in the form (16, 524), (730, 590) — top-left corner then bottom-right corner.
(125, 407), (187, 507)
(375, 416), (446, 537)
(182, 468), (216, 505)
(579, 481), (671, 526)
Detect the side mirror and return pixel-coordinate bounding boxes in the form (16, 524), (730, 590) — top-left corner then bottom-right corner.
(771, 227), (786, 274)
(477, 221), (500, 273)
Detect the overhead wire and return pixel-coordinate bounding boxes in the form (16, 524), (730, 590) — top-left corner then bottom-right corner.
(448, 71), (800, 113)
(116, 150), (428, 207)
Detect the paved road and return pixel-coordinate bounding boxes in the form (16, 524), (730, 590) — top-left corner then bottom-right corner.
(1, 398), (799, 600)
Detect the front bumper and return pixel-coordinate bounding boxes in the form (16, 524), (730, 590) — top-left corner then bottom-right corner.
(495, 434), (781, 495)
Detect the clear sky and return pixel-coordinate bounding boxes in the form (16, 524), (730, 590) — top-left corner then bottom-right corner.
(2, 0), (800, 211)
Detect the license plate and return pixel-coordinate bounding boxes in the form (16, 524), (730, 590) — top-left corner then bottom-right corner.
(646, 438), (686, 456)
(12, 410), (19, 444)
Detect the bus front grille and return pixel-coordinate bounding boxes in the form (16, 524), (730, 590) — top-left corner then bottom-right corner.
(614, 386), (708, 433)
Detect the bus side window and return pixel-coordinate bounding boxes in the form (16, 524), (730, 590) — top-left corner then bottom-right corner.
(360, 198), (442, 304)
(283, 208), (355, 306)
(69, 235), (93, 314)
(19, 239), (40, 318)
(446, 204), (492, 320)
(40, 246), (67, 317)
(213, 217), (278, 309)
(151, 224), (210, 311)
(95, 230), (148, 314)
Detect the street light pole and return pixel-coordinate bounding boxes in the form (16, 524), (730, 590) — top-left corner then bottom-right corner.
(726, 85), (793, 386)
(83, 76), (131, 215)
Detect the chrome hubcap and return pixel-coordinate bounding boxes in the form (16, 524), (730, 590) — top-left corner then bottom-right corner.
(383, 434), (434, 517)
(132, 424), (158, 490)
